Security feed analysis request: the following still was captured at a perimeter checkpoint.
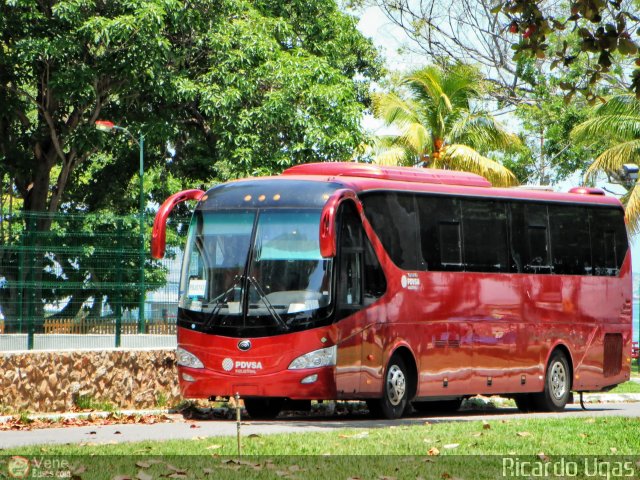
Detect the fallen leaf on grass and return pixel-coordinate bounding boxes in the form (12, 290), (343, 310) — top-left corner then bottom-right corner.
(578, 433), (588, 439)
(537, 453), (550, 462)
(339, 431), (369, 439)
(71, 465), (87, 475)
(136, 472), (153, 480)
(482, 421), (491, 430)
(443, 443), (459, 449)
(427, 447), (440, 456)
(471, 432), (483, 437)
(166, 464), (186, 474)
(610, 447), (618, 454)
(516, 432), (531, 437)
(206, 444), (222, 450)
(248, 433), (261, 438)
(585, 419), (596, 424)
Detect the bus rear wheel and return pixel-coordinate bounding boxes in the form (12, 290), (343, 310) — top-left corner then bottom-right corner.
(516, 352), (572, 413)
(533, 351), (571, 412)
(367, 354), (410, 420)
(243, 397), (284, 420)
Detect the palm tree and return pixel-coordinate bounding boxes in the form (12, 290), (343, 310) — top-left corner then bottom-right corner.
(371, 64), (519, 187)
(571, 94), (640, 233)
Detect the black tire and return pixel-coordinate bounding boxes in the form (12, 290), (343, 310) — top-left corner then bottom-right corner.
(243, 397), (284, 420)
(532, 351), (571, 412)
(412, 399), (462, 414)
(513, 394), (535, 412)
(367, 354), (410, 419)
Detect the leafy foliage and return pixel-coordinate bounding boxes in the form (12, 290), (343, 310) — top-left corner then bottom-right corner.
(0, 0), (382, 218)
(0, 0), (381, 323)
(367, 64), (519, 186)
(496, 0), (640, 99)
(572, 93), (640, 232)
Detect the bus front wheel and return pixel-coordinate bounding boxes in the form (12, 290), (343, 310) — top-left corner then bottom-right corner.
(243, 397), (284, 420)
(367, 354), (409, 419)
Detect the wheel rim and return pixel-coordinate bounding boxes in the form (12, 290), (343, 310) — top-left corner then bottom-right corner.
(386, 364), (406, 406)
(549, 361), (567, 400)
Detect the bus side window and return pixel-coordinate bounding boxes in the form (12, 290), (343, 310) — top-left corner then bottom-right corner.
(590, 208), (627, 276)
(363, 232), (387, 303)
(418, 195), (463, 271)
(336, 203), (387, 318)
(360, 192), (421, 270)
(549, 205), (592, 275)
(338, 203), (363, 308)
(460, 199), (509, 273)
(511, 203), (553, 274)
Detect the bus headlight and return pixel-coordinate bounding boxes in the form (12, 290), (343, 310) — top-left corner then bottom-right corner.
(177, 347), (204, 369)
(288, 345), (336, 370)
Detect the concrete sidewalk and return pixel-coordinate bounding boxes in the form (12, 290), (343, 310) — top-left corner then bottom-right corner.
(2, 402), (640, 449)
(1, 392), (639, 425)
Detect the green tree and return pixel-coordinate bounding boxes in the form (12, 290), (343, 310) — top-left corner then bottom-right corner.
(496, 0), (640, 98)
(369, 64), (519, 186)
(0, 0), (381, 329)
(0, 0), (381, 222)
(571, 93), (640, 232)
(501, 56), (601, 185)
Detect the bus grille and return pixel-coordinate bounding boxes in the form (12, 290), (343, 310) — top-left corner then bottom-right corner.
(603, 333), (622, 377)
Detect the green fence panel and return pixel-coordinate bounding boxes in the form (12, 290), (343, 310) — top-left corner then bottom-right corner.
(0, 210), (190, 350)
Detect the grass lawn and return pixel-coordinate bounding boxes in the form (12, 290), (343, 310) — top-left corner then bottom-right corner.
(606, 380), (640, 394)
(6, 417), (639, 456)
(2, 417), (639, 479)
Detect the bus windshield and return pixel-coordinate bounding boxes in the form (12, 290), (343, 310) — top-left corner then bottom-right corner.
(178, 208), (333, 336)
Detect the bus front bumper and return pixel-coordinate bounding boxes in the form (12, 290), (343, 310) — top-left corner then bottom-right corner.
(178, 365), (337, 400)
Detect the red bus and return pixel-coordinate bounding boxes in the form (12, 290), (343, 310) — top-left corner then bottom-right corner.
(151, 162), (633, 419)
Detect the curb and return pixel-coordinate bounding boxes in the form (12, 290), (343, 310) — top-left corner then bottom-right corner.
(577, 393), (640, 403)
(0, 408), (171, 425)
(2, 394), (639, 425)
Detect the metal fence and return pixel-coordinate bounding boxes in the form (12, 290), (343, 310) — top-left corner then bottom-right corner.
(0, 210), (189, 350)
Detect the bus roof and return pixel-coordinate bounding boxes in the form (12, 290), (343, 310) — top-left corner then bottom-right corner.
(278, 162), (623, 208)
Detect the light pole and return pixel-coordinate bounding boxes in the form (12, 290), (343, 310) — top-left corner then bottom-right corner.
(96, 120), (146, 334)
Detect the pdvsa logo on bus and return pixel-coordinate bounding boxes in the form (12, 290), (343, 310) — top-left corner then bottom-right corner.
(222, 358), (234, 371)
(221, 357), (263, 374)
(401, 273), (420, 290)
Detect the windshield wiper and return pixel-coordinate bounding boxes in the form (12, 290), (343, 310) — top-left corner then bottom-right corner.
(204, 275), (242, 328)
(248, 276), (288, 331)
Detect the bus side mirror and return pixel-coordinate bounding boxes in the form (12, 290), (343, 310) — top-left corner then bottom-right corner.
(319, 189), (362, 258)
(151, 189), (205, 259)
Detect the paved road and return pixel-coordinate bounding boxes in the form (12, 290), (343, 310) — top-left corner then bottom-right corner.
(2, 402), (640, 449)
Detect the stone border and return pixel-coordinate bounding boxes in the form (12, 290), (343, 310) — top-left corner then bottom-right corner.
(0, 349), (181, 413)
